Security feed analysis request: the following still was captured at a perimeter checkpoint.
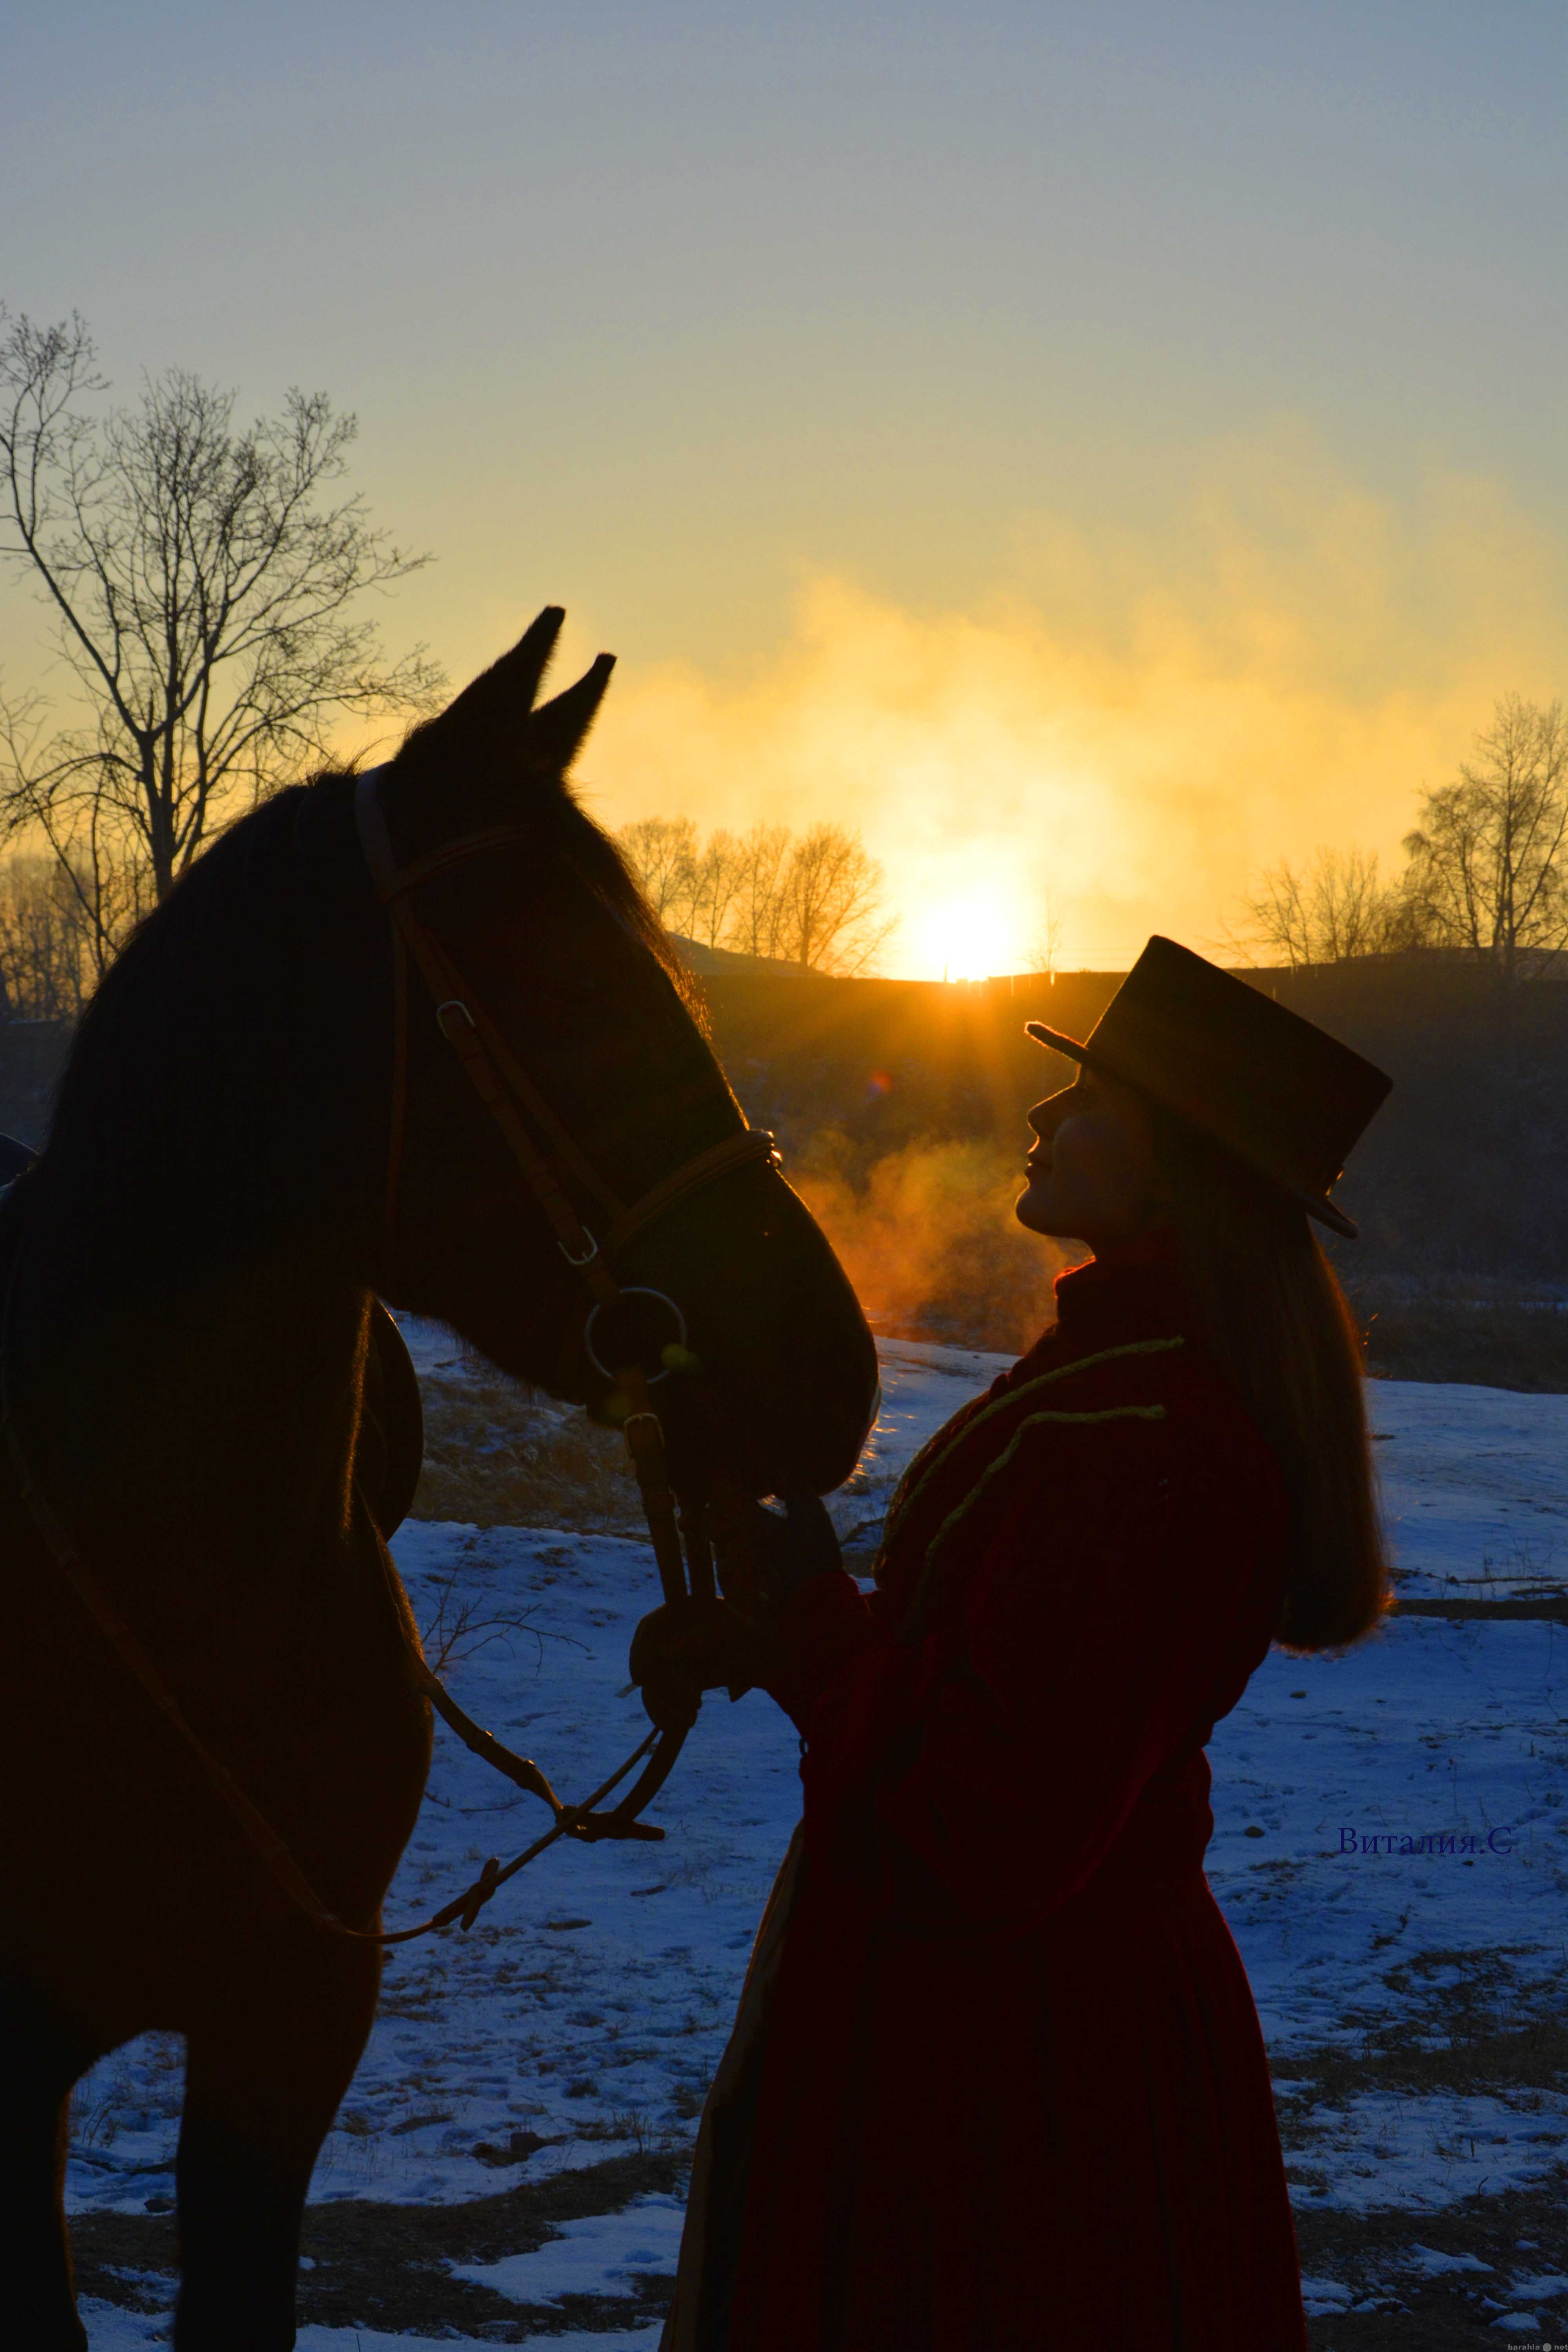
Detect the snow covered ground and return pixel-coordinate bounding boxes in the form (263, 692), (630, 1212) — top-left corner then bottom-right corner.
(71, 1333), (1568, 2341)
(83, 2313), (668, 2351)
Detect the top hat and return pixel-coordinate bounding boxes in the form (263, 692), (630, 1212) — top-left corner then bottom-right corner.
(1025, 936), (1391, 1238)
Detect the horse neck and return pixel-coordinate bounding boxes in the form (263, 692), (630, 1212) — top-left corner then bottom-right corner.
(11, 1210), (373, 1608)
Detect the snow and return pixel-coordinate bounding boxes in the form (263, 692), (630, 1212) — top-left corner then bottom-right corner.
(1368, 1381), (1568, 1602)
(827, 1336), (1009, 1556)
(69, 1336), (1568, 2341)
(1277, 2084), (1568, 2212)
(452, 2192), (684, 2300)
(1403, 2242), (1495, 2274)
(82, 2313), (664, 2352)
(1299, 2273), (1357, 2312)
(1299, 2244), (1568, 2328)
(1209, 1614), (1568, 2041)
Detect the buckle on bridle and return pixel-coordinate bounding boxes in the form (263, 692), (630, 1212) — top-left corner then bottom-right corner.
(558, 1228), (600, 1268)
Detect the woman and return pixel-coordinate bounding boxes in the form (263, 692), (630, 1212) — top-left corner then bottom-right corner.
(646, 936), (1394, 2351)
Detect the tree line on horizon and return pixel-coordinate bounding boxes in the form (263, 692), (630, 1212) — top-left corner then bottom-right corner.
(614, 815), (896, 977)
(1231, 692), (1568, 988)
(0, 305), (1561, 1020)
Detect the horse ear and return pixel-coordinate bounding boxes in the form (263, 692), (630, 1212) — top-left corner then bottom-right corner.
(402, 607), (566, 771)
(528, 652), (616, 776)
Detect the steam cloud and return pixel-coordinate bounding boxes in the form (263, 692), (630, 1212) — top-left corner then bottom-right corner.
(588, 432), (1568, 972)
(792, 1137), (1074, 1357)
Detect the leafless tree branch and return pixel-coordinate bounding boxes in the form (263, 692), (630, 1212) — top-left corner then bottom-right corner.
(616, 814), (897, 975)
(1403, 694), (1568, 985)
(0, 308), (446, 915)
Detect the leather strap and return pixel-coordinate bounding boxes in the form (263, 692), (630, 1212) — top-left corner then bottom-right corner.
(0, 1254), (681, 1944)
(353, 768), (777, 1281)
(0, 762), (779, 1946)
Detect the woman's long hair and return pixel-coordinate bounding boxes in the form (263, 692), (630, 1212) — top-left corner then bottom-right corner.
(1151, 1108), (1392, 1653)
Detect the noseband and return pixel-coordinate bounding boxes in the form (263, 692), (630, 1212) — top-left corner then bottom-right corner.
(0, 772), (786, 1951)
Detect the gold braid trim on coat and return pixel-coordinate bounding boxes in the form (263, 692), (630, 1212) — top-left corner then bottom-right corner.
(880, 1335), (1185, 1556)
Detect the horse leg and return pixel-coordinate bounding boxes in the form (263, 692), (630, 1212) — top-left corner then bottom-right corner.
(172, 1943), (379, 2351)
(0, 1969), (109, 2351)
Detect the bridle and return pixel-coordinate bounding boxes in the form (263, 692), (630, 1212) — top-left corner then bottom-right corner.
(0, 766), (782, 1946)
(355, 768), (776, 1387)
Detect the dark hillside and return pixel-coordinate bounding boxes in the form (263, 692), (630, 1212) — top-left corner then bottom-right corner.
(702, 968), (1120, 1163)
(1257, 959), (1567, 1282)
(2, 956), (1560, 1373)
(700, 955), (1568, 1304)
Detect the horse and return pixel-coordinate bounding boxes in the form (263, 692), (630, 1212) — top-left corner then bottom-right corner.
(0, 609), (879, 2349)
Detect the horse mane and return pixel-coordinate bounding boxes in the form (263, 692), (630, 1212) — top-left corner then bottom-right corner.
(11, 784), (357, 1278)
(530, 777), (703, 1018)
(5, 763), (697, 1281)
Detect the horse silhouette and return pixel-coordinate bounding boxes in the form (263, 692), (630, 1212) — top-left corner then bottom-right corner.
(0, 609), (878, 2349)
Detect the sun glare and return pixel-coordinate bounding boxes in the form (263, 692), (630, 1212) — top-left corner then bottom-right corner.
(908, 889), (1024, 982)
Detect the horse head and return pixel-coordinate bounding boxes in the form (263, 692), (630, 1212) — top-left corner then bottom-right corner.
(365, 608), (880, 1501)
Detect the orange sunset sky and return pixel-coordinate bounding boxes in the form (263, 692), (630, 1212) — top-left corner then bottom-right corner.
(3, 3), (1565, 975)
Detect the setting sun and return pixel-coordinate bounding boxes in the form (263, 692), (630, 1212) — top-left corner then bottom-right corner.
(908, 886), (1028, 982)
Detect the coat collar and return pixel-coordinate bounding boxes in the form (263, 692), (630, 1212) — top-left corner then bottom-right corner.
(874, 1220), (1194, 1627)
(1013, 1224), (1188, 1377)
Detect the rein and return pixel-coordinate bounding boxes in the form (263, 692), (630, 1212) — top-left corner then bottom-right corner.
(0, 768), (778, 1945)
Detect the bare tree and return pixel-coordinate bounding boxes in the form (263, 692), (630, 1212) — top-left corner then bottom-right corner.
(1402, 694), (1568, 984)
(0, 856), (87, 1018)
(777, 823), (898, 975)
(615, 816), (700, 930)
(728, 823), (792, 960)
(0, 309), (444, 920)
(0, 841), (159, 1018)
(617, 814), (897, 974)
(1025, 887), (1065, 978)
(0, 695), (164, 981)
(1234, 858), (1311, 971)
(1230, 845), (1425, 970)
(686, 828), (746, 948)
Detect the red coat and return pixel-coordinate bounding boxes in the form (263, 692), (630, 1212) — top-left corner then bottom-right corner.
(686, 1229), (1308, 2350)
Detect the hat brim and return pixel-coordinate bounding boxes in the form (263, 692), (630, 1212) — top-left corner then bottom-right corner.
(1024, 1020), (1359, 1240)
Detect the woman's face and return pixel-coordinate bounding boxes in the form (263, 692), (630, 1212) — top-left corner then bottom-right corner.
(1015, 1066), (1168, 1251)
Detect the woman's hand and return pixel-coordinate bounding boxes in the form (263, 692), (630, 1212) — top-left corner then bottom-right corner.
(710, 1475), (844, 1621)
(628, 1477), (845, 1732)
(628, 1597), (777, 1734)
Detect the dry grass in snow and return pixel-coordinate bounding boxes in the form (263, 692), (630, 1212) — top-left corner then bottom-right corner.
(411, 1367), (645, 1537)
